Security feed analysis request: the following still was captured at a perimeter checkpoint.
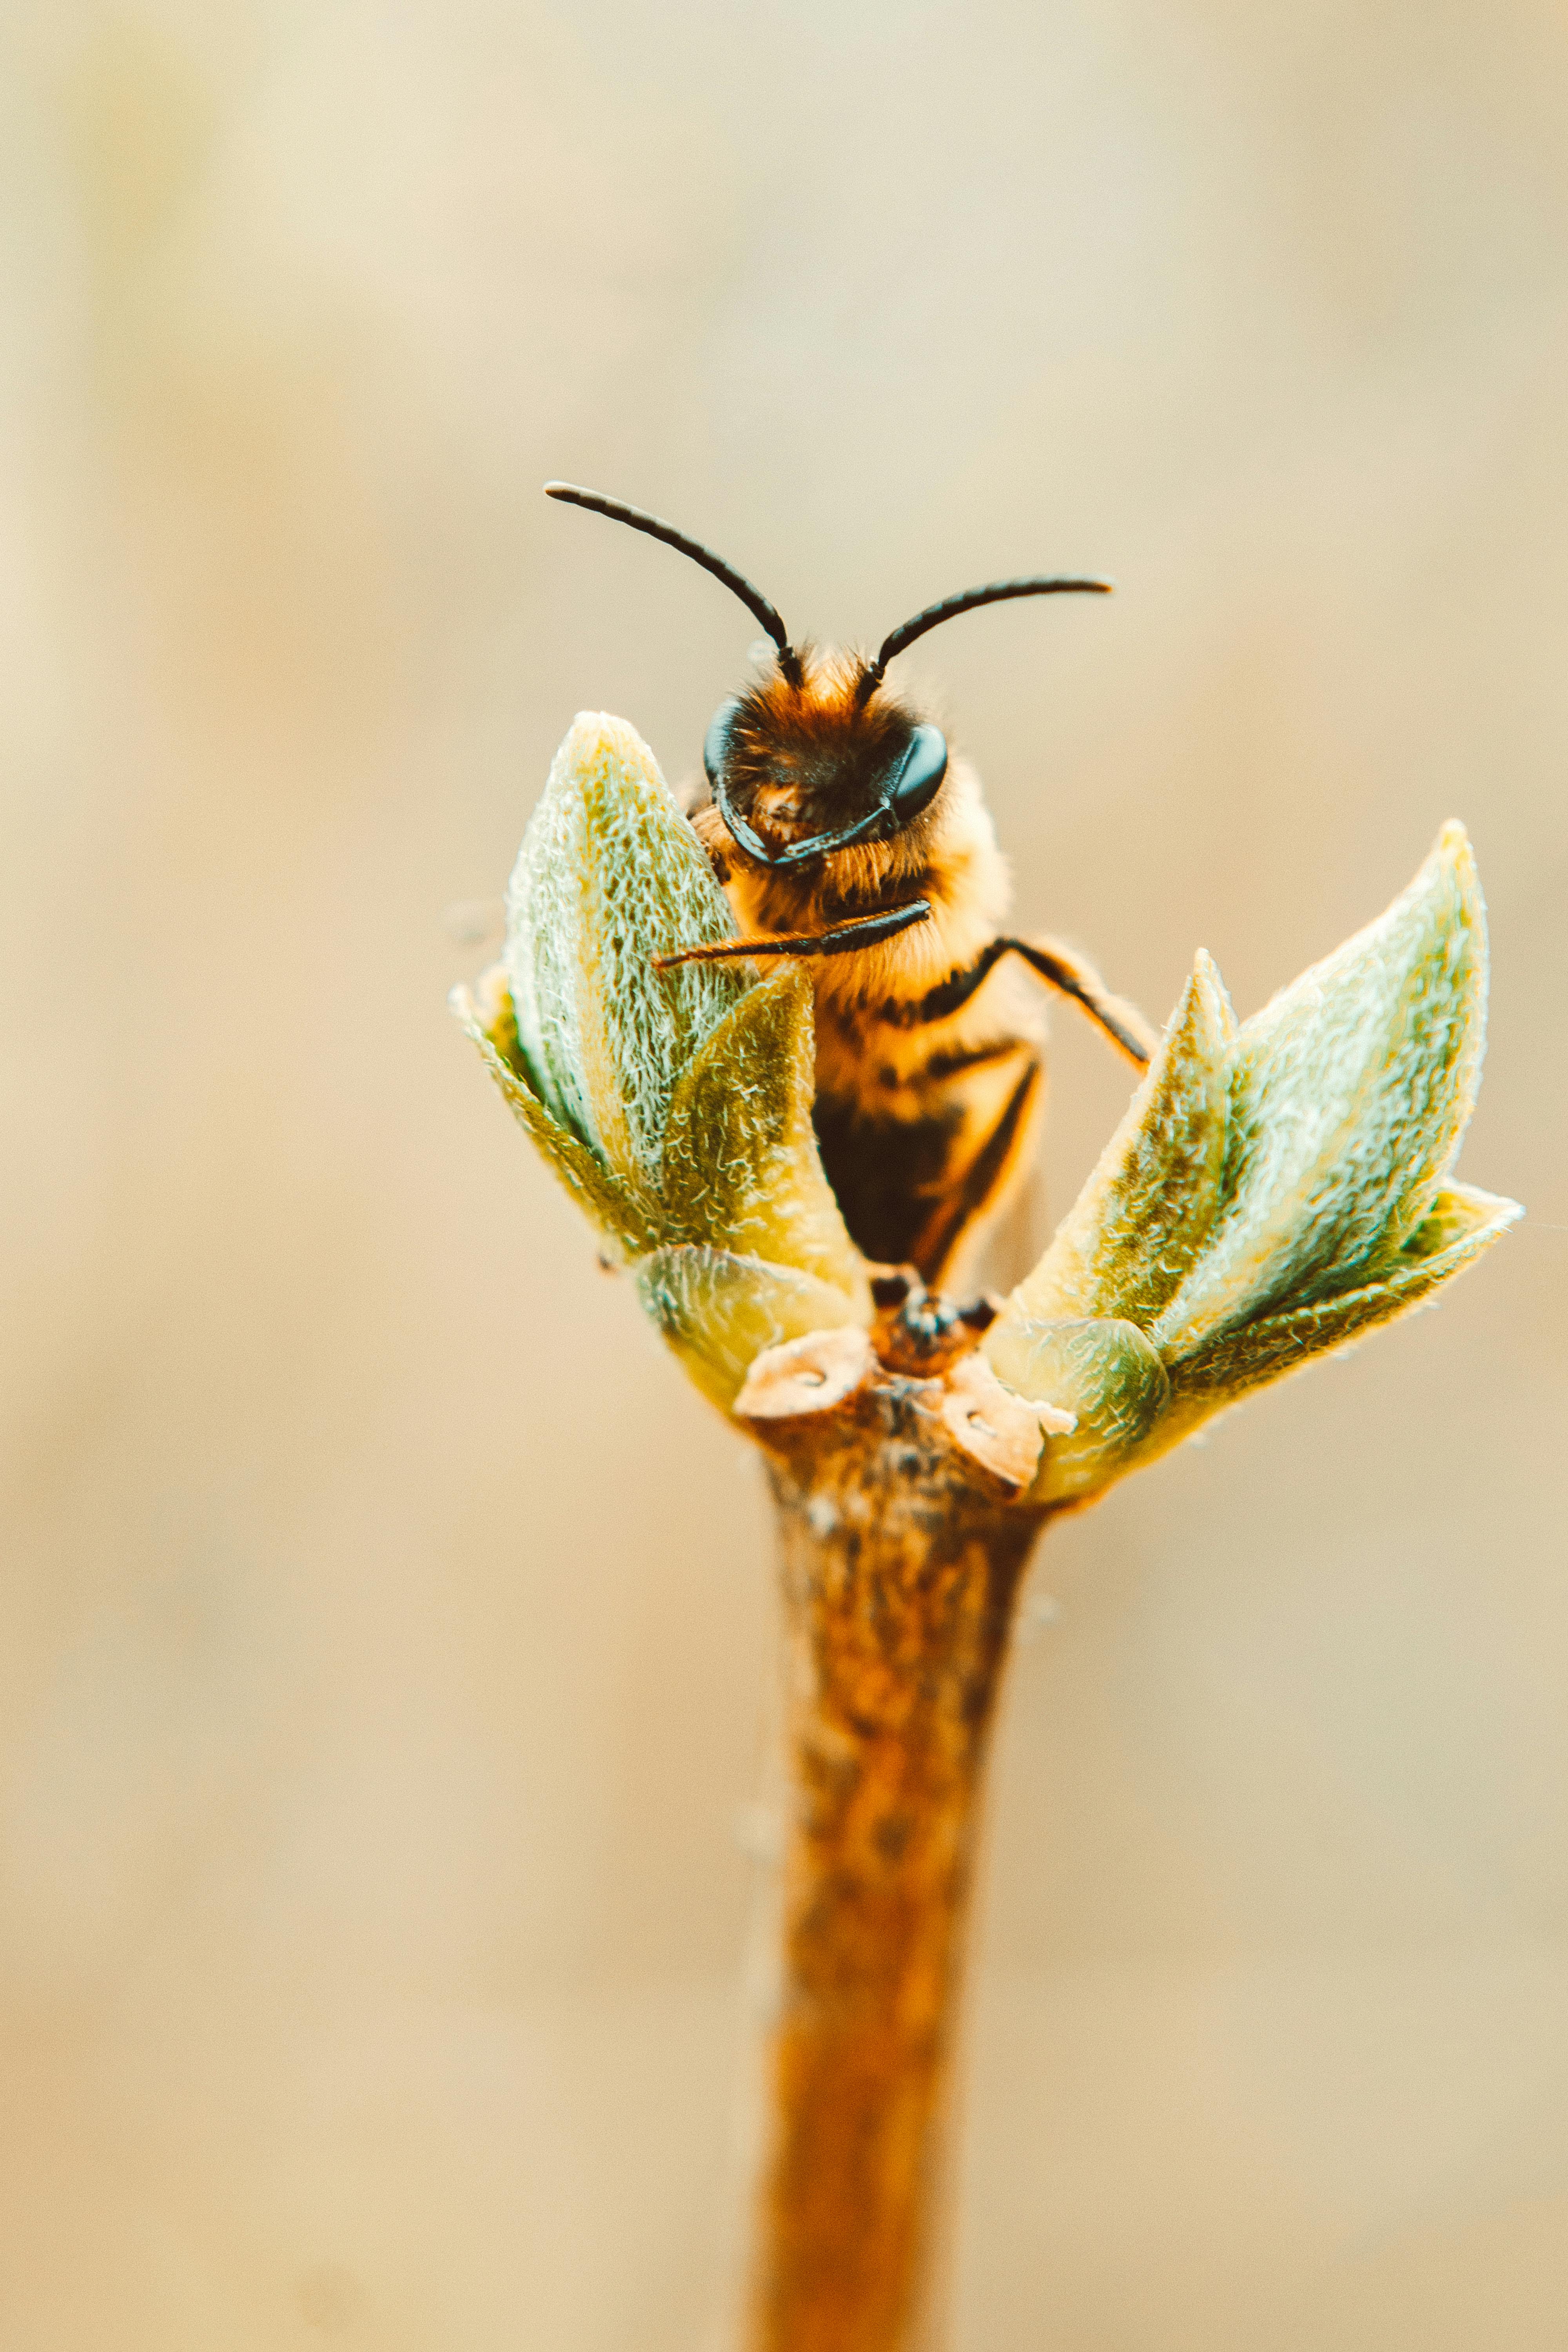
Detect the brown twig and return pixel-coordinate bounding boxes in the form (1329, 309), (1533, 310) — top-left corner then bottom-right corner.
(746, 1367), (1046, 2352)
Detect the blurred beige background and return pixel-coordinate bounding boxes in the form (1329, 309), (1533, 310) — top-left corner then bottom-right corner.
(3, 1), (1566, 2345)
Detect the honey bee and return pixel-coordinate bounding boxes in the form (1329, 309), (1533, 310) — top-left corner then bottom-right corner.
(546, 482), (1156, 1287)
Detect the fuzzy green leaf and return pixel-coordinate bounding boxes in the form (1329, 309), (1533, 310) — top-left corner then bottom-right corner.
(451, 967), (659, 1258)
(504, 713), (751, 1187)
(1153, 823), (1486, 1359)
(660, 965), (867, 1303)
(1003, 951), (1234, 1330)
(1167, 1181), (1521, 1400)
(634, 1245), (866, 1411)
(984, 1315), (1171, 1503)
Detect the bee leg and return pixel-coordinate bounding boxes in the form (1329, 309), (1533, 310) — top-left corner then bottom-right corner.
(653, 898), (932, 970)
(1001, 936), (1156, 1067)
(909, 1051), (1044, 1287)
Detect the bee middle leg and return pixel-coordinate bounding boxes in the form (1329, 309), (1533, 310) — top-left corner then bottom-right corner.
(1004, 936), (1156, 1066)
(906, 935), (1154, 1067)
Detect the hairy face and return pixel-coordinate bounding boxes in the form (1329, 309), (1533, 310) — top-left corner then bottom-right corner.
(707, 650), (946, 867)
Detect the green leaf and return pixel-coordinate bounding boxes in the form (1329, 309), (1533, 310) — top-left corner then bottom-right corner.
(660, 965), (867, 1303)
(1167, 1182), (1521, 1399)
(451, 967), (659, 1259)
(1002, 951), (1234, 1330)
(984, 1316), (1171, 1503)
(1153, 824), (1488, 1359)
(504, 713), (752, 1187)
(634, 1245), (867, 1411)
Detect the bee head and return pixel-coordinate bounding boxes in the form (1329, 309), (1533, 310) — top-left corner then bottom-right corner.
(543, 483), (1112, 870)
(703, 653), (949, 870)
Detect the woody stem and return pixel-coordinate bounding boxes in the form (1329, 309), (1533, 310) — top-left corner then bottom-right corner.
(747, 1388), (1042, 2352)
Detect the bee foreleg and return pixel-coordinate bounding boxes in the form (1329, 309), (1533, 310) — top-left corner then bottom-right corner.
(1002, 936), (1155, 1067)
(653, 898), (932, 971)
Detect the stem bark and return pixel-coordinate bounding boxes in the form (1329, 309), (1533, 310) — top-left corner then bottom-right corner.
(746, 1379), (1044, 2352)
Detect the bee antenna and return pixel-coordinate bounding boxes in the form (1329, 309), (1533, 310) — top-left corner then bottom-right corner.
(544, 483), (804, 686)
(856, 573), (1114, 703)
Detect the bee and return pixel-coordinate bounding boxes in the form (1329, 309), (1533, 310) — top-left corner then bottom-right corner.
(546, 482), (1156, 1287)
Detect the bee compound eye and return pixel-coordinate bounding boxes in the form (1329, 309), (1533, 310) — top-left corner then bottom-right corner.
(887, 724), (948, 827)
(703, 697), (744, 787)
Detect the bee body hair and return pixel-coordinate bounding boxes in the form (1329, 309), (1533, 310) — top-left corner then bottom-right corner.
(690, 681), (1058, 1282)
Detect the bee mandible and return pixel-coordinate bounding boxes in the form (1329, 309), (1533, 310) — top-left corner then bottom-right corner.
(545, 482), (1156, 1288)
